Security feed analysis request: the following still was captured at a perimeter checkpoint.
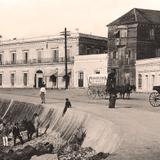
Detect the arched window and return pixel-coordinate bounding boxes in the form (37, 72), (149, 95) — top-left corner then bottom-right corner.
(138, 74), (142, 89)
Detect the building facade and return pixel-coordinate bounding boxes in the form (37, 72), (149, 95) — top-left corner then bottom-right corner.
(73, 54), (108, 88)
(0, 33), (107, 88)
(107, 8), (160, 86)
(136, 58), (160, 92)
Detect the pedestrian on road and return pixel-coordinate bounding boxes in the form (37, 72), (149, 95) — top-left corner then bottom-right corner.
(32, 113), (40, 137)
(40, 82), (46, 104)
(106, 69), (117, 108)
(2, 122), (9, 147)
(62, 98), (72, 116)
(12, 122), (24, 146)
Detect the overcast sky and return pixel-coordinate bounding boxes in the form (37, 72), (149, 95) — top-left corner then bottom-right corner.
(0, 0), (160, 39)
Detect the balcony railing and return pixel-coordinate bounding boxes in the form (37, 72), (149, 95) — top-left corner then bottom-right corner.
(0, 56), (74, 66)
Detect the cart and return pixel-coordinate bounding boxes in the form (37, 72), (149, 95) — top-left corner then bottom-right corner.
(87, 74), (108, 99)
(149, 86), (160, 107)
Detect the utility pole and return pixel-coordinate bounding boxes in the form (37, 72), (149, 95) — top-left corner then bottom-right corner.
(60, 28), (70, 89)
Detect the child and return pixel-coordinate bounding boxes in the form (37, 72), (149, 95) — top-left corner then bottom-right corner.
(2, 123), (9, 147)
(62, 98), (72, 116)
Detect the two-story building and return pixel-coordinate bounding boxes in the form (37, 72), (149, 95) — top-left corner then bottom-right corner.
(107, 8), (160, 86)
(0, 32), (107, 88)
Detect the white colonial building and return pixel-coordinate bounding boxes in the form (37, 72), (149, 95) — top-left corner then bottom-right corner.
(136, 58), (160, 92)
(0, 32), (107, 88)
(73, 54), (108, 88)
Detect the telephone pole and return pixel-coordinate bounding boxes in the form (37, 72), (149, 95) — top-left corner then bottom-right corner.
(60, 28), (70, 89)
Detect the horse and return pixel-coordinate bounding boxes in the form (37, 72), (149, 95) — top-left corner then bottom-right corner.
(116, 84), (135, 99)
(21, 119), (35, 141)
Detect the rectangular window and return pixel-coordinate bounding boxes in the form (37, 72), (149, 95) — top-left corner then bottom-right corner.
(53, 50), (59, 62)
(138, 74), (142, 89)
(38, 51), (41, 63)
(78, 72), (84, 79)
(120, 29), (127, 37)
(149, 29), (155, 40)
(0, 54), (2, 64)
(113, 51), (116, 59)
(12, 53), (16, 64)
(11, 73), (15, 86)
(23, 73), (28, 86)
(0, 74), (2, 86)
(24, 52), (28, 63)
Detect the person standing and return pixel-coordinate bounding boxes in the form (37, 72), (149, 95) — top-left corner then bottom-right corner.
(40, 82), (46, 104)
(62, 98), (72, 116)
(2, 123), (9, 147)
(32, 113), (40, 137)
(106, 69), (117, 108)
(12, 122), (24, 146)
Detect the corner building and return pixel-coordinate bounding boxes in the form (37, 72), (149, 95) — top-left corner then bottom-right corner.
(107, 8), (160, 86)
(0, 33), (107, 88)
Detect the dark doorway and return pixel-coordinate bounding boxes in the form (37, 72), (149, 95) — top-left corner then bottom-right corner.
(38, 78), (43, 88)
(78, 72), (84, 87)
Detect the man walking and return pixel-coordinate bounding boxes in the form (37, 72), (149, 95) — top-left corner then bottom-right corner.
(40, 82), (46, 104)
(62, 98), (72, 116)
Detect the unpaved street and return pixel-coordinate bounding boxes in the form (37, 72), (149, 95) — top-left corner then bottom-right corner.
(0, 89), (160, 160)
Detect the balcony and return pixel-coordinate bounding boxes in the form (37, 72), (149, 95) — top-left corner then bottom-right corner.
(115, 38), (127, 46)
(0, 56), (74, 66)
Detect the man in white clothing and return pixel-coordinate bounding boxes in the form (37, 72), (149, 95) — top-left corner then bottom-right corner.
(40, 85), (46, 104)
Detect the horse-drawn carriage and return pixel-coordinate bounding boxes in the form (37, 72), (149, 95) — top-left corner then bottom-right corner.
(149, 86), (160, 107)
(87, 74), (136, 99)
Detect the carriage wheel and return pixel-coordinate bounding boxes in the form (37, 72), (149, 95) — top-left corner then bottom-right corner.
(149, 92), (160, 107)
(87, 88), (96, 99)
(98, 90), (108, 99)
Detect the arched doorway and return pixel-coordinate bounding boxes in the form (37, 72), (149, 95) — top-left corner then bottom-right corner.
(35, 70), (43, 88)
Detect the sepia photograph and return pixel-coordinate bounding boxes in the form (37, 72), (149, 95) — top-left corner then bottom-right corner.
(0, 0), (160, 159)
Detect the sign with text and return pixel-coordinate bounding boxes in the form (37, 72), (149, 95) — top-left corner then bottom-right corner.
(88, 74), (107, 86)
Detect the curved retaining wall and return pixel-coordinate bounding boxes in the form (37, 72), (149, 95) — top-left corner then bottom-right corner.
(0, 98), (122, 153)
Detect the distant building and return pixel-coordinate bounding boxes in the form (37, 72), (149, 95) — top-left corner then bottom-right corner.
(0, 32), (107, 88)
(136, 58), (160, 92)
(107, 8), (160, 86)
(73, 54), (108, 88)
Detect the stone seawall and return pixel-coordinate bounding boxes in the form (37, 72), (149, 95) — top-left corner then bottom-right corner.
(0, 98), (122, 154)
